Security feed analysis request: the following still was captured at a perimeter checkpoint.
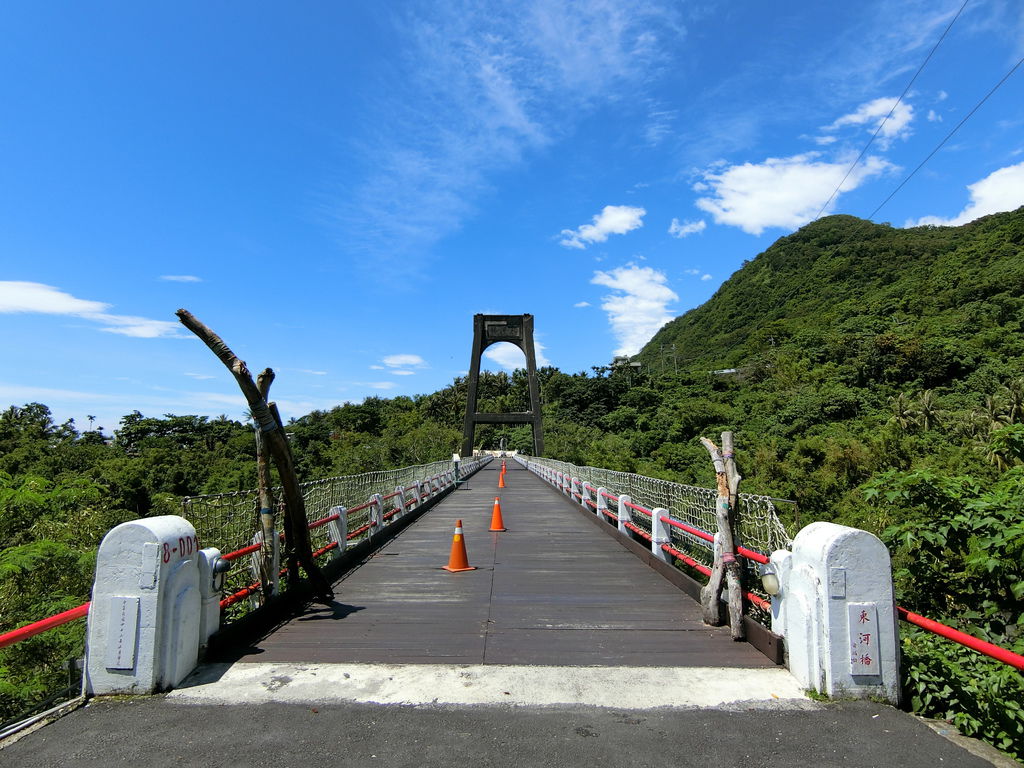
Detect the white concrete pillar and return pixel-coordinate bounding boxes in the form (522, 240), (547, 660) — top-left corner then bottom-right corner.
(595, 487), (608, 519)
(86, 516), (203, 695)
(617, 494), (632, 534)
(326, 505), (348, 559)
(393, 486), (405, 518)
(196, 547), (224, 650)
(771, 522), (900, 703)
(651, 507), (672, 563)
(370, 493), (385, 533)
(580, 482), (591, 509)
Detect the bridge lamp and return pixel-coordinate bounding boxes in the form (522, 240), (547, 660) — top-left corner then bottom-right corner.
(758, 562), (781, 596)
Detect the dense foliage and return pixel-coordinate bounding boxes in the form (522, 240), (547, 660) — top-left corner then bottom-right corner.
(2, 210), (1021, 756)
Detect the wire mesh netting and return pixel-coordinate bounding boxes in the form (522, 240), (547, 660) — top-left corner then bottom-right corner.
(519, 455), (795, 620)
(181, 458), (485, 620)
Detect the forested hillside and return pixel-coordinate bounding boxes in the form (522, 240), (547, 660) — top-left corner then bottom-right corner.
(2, 210), (1022, 753)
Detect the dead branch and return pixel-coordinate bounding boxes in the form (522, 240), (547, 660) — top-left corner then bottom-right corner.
(176, 309), (333, 603)
(699, 433), (744, 640)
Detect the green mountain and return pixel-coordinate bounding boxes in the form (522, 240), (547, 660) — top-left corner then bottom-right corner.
(640, 209), (1024, 391)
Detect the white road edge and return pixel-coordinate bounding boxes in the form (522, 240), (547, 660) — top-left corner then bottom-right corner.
(169, 663), (815, 710)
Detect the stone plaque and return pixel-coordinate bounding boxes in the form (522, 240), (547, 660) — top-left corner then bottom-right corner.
(829, 567), (846, 598)
(484, 319), (522, 341)
(105, 596), (140, 670)
(848, 602), (880, 676)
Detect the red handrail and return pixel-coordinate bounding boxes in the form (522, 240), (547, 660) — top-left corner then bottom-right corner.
(0, 602), (91, 650)
(308, 512), (341, 530)
(898, 607), (1024, 671)
(660, 515), (715, 544)
(221, 542), (262, 561)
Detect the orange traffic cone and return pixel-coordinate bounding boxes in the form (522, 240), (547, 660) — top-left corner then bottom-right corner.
(442, 520), (476, 572)
(498, 472), (506, 488)
(489, 497), (507, 532)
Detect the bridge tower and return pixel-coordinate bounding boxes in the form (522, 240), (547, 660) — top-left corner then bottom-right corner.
(461, 314), (544, 457)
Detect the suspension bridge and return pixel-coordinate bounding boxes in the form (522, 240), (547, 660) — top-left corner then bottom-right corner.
(1, 456), (1014, 767)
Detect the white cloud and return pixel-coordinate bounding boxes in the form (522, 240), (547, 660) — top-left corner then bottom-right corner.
(0, 282), (107, 315)
(683, 268), (700, 275)
(927, 109), (942, 123)
(483, 340), (550, 371)
(695, 152), (894, 235)
(825, 97), (914, 146)
(668, 218), (706, 238)
(591, 264), (678, 356)
(340, 3), (683, 269)
(369, 381), (397, 390)
(936, 90), (948, 102)
(390, 370), (415, 376)
(297, 369), (328, 376)
(369, 365), (385, 370)
(559, 205), (646, 249)
(644, 107), (677, 146)
(89, 313), (183, 338)
(0, 281), (185, 338)
(700, 274), (712, 281)
(813, 135), (838, 146)
(573, 301), (590, 308)
(381, 354), (427, 368)
(160, 275), (202, 283)
(184, 372), (216, 380)
(907, 162), (1024, 227)
(0, 382), (118, 404)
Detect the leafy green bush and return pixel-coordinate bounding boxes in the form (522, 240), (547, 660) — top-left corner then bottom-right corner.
(902, 629), (1024, 760)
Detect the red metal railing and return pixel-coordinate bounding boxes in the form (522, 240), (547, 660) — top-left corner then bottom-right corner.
(1, 466), (479, 650)
(0, 603), (91, 650)
(531, 459), (1024, 671)
(215, 472), (455, 607)
(898, 607), (1024, 671)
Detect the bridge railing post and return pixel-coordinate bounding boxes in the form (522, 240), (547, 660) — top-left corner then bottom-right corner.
(570, 477), (579, 502)
(370, 493), (384, 534)
(617, 494), (632, 534)
(197, 547), (224, 652)
(86, 515), (204, 695)
(651, 507), (671, 562)
(596, 487), (608, 520)
(327, 505), (348, 558)
(393, 486), (405, 519)
(770, 522), (900, 703)
(580, 481), (590, 509)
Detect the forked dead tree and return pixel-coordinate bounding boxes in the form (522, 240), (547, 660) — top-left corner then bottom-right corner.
(255, 368), (280, 597)
(176, 309), (333, 603)
(699, 431), (744, 640)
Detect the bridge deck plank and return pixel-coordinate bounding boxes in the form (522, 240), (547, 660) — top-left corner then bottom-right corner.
(227, 463), (774, 667)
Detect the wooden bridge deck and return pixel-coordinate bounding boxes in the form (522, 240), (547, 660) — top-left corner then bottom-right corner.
(226, 462), (775, 667)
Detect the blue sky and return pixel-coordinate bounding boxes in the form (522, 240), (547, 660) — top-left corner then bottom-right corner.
(2, 1), (1023, 433)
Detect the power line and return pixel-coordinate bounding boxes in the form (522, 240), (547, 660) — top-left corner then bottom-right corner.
(867, 53), (1024, 221)
(814, 0), (971, 221)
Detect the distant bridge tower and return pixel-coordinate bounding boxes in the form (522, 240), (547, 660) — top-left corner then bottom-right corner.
(461, 314), (544, 457)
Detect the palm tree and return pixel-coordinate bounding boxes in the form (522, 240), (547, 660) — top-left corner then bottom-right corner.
(911, 389), (943, 432)
(887, 392), (915, 432)
(1001, 378), (1024, 424)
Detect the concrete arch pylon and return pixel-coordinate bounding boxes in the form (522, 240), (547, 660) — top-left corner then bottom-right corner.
(461, 314), (544, 457)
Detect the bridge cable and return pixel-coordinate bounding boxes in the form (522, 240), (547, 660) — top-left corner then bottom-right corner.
(813, 0), (971, 222)
(866, 52), (1024, 221)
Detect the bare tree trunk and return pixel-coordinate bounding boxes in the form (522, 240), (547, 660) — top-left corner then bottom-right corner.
(255, 369), (279, 598)
(176, 309), (333, 603)
(699, 432), (745, 640)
